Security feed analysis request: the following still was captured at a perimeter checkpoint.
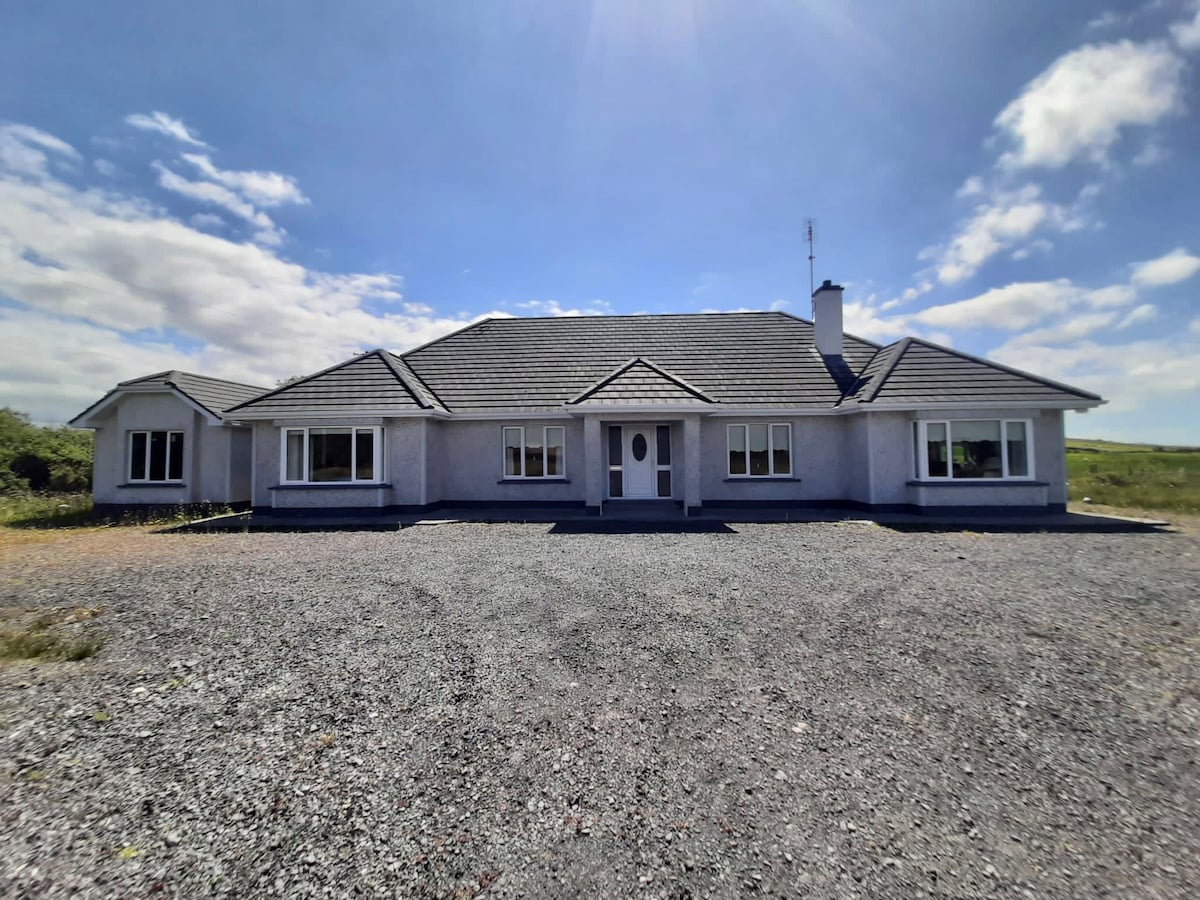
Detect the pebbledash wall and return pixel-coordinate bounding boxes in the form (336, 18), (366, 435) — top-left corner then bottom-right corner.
(248, 408), (1068, 514)
(92, 392), (252, 514)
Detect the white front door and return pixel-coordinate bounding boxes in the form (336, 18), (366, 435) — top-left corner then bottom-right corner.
(623, 425), (656, 498)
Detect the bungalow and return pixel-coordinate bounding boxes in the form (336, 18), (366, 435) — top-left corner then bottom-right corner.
(72, 281), (1104, 517)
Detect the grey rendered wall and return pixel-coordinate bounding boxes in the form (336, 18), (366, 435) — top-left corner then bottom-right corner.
(194, 415), (233, 503)
(386, 419), (424, 506)
(842, 415), (871, 505)
(93, 392), (200, 505)
(699, 416), (849, 504)
(227, 428), (253, 502)
(251, 421), (277, 508)
(865, 411), (915, 506)
(425, 420), (445, 504)
(1037, 410), (1067, 505)
(437, 418), (585, 503)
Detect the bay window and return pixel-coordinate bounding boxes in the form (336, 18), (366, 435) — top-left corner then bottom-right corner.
(727, 423), (791, 477)
(504, 426), (565, 478)
(914, 419), (1033, 480)
(281, 426), (384, 484)
(129, 430), (184, 482)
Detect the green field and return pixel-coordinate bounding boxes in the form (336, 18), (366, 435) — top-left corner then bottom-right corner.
(1066, 439), (1200, 514)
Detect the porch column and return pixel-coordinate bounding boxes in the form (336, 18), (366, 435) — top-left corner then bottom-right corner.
(683, 414), (702, 515)
(583, 415), (603, 515)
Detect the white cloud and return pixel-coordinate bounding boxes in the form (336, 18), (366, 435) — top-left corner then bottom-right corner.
(181, 153), (308, 207)
(124, 111), (207, 147)
(1011, 238), (1054, 261)
(1007, 311), (1119, 346)
(93, 158), (118, 177)
(0, 124), (80, 177)
(913, 278), (1138, 331)
(1087, 284), (1138, 307)
(913, 280), (1077, 330)
(1117, 303), (1158, 328)
(153, 162), (284, 245)
(932, 184), (1057, 284)
(992, 335), (1200, 415)
(956, 176), (985, 198)
(189, 212), (226, 230)
(1085, 11), (1123, 32)
(515, 298), (612, 317)
(995, 40), (1185, 169)
(1130, 247), (1200, 286)
(0, 122), (490, 423)
(841, 299), (910, 343)
(1171, 3), (1200, 50)
(1132, 140), (1168, 166)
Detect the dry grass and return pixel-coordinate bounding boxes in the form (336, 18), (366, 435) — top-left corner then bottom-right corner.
(0, 605), (106, 662)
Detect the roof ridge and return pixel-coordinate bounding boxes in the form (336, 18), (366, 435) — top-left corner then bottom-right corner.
(772, 309), (884, 351)
(858, 338), (913, 404)
(386, 353), (449, 411)
(167, 371), (272, 391)
(376, 349), (435, 410)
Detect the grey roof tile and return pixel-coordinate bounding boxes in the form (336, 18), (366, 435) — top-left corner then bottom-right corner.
(847, 338), (1101, 405)
(226, 350), (434, 415)
(403, 312), (881, 411)
(568, 358), (715, 406)
(117, 371), (269, 416)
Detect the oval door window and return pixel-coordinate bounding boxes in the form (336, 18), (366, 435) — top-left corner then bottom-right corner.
(631, 433), (648, 461)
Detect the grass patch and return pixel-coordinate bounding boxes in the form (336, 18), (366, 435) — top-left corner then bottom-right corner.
(1067, 440), (1200, 514)
(0, 493), (236, 530)
(0, 493), (94, 528)
(0, 606), (105, 662)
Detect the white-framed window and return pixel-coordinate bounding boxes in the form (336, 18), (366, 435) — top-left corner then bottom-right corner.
(281, 426), (384, 484)
(913, 419), (1033, 480)
(727, 423), (792, 477)
(128, 430), (184, 482)
(503, 426), (565, 478)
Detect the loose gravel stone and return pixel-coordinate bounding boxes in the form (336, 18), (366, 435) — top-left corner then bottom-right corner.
(0, 522), (1198, 898)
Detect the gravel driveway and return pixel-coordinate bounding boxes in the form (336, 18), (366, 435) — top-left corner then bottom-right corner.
(1, 522), (1197, 899)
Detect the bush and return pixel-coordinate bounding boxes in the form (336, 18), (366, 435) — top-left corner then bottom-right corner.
(0, 408), (92, 496)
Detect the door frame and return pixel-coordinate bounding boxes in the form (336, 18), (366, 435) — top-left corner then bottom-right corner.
(605, 422), (673, 500)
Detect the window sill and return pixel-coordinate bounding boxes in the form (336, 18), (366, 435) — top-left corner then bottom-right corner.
(270, 483), (392, 490)
(907, 479), (1047, 487)
(497, 478), (571, 484)
(724, 476), (800, 482)
(118, 482), (186, 488)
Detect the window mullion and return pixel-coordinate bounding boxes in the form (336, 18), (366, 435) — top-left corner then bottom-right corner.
(1000, 419), (1010, 479)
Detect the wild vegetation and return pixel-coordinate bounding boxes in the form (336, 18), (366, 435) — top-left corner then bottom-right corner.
(0, 407), (92, 496)
(0, 605), (105, 662)
(1067, 438), (1200, 514)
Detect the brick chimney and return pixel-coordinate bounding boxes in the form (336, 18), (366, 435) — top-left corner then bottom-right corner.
(812, 279), (844, 357)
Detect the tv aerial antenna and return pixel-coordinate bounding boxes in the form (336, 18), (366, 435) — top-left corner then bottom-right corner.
(805, 217), (816, 304)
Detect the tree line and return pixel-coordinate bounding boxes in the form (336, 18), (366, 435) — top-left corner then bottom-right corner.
(0, 408), (92, 495)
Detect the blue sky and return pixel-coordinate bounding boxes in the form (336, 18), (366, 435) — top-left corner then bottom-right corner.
(2, 1), (1198, 442)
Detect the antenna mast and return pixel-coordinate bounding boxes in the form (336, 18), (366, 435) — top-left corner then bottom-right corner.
(805, 217), (816, 304)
